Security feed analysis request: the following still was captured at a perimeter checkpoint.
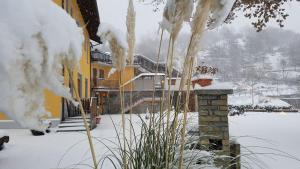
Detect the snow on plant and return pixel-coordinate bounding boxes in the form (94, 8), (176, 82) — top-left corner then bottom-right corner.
(209, 0), (236, 29)
(0, 0), (84, 131)
(161, 0), (194, 40)
(161, 0), (194, 72)
(98, 22), (129, 169)
(97, 23), (128, 70)
(178, 0), (236, 168)
(108, 68), (117, 78)
(181, 0), (236, 89)
(99, 112), (222, 169)
(126, 0), (136, 65)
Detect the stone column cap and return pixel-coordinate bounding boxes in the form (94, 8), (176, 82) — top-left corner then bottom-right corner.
(194, 89), (233, 95)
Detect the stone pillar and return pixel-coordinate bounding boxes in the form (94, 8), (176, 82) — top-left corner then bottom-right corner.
(195, 89), (240, 169)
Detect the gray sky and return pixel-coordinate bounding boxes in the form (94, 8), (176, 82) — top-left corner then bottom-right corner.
(97, 0), (300, 42)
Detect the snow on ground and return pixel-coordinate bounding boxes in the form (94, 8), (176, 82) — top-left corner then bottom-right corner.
(1, 113), (300, 169)
(0, 130), (8, 138)
(0, 115), (125, 169)
(230, 112), (300, 169)
(254, 84), (298, 96)
(229, 94), (291, 107)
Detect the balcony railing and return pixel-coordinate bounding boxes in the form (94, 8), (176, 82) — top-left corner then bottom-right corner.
(92, 73), (165, 91)
(92, 78), (119, 89)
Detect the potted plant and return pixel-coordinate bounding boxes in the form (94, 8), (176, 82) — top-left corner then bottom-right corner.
(192, 65), (218, 88)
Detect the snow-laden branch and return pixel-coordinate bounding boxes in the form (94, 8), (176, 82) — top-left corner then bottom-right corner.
(0, 0), (84, 130)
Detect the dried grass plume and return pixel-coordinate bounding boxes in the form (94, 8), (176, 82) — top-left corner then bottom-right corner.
(97, 23), (127, 70)
(126, 0), (136, 65)
(161, 0), (194, 40)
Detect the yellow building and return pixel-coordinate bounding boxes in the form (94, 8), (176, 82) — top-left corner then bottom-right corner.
(0, 0), (101, 126)
(91, 50), (135, 90)
(91, 50), (136, 114)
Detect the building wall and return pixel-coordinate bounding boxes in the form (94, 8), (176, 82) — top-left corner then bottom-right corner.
(92, 63), (135, 91)
(0, 0), (91, 121)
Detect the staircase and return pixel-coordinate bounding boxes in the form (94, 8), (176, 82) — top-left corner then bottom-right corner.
(124, 97), (162, 113)
(57, 97), (98, 132)
(56, 116), (91, 132)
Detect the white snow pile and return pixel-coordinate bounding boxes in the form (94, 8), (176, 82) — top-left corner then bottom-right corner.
(97, 23), (127, 51)
(0, 130), (8, 138)
(0, 0), (84, 130)
(97, 23), (128, 70)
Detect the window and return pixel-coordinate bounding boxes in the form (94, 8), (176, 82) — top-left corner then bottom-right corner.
(69, 72), (73, 97)
(93, 68), (98, 78)
(66, 0), (69, 13)
(62, 66), (65, 77)
(171, 79), (176, 85)
(78, 73), (82, 98)
(85, 78), (88, 98)
(70, 7), (73, 17)
(92, 68), (98, 87)
(99, 69), (104, 79)
(86, 40), (90, 64)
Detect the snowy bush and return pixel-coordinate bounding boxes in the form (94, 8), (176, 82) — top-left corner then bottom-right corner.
(0, 0), (84, 130)
(99, 112), (225, 169)
(229, 105), (296, 116)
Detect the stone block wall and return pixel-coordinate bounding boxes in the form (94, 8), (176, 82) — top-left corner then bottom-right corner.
(196, 90), (232, 155)
(230, 142), (241, 169)
(195, 89), (240, 169)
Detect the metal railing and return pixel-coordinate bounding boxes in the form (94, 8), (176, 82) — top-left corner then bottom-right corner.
(92, 79), (120, 89)
(65, 98), (99, 129)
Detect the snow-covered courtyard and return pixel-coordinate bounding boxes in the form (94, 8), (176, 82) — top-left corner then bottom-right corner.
(0, 112), (300, 169)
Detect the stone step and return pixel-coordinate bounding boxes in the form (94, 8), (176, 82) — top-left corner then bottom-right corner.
(66, 116), (91, 120)
(62, 119), (91, 123)
(57, 116), (92, 132)
(58, 122), (88, 128)
(56, 126), (87, 132)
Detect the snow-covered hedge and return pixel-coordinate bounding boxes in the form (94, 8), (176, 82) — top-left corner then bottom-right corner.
(229, 105), (296, 116)
(0, 0), (84, 130)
